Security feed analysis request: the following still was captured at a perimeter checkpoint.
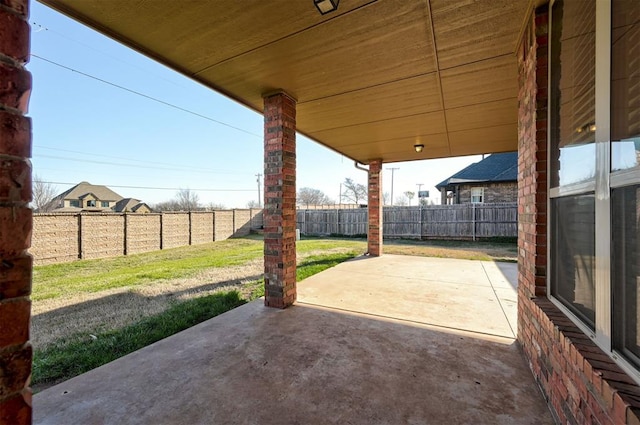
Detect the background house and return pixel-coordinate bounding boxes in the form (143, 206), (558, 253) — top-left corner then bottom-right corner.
(435, 152), (517, 205)
(113, 198), (151, 213)
(47, 181), (150, 213)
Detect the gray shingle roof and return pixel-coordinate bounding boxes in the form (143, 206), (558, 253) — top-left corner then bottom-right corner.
(56, 181), (123, 202)
(436, 152), (518, 190)
(114, 198), (143, 212)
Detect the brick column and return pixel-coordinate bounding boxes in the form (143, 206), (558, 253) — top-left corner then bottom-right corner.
(367, 159), (382, 256)
(263, 91), (296, 309)
(0, 1), (33, 423)
(517, 5), (548, 315)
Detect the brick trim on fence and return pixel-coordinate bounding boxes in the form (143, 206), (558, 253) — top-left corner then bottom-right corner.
(517, 6), (640, 424)
(0, 0), (33, 423)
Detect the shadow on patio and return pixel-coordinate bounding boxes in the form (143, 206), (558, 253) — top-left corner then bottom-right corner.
(34, 255), (552, 424)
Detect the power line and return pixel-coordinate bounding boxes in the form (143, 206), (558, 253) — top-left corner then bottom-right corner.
(41, 181), (255, 192)
(34, 145), (248, 174)
(35, 154), (250, 175)
(30, 54), (261, 138)
(31, 21), (189, 90)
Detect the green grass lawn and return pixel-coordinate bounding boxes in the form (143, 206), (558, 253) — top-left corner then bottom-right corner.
(33, 236), (366, 301)
(31, 235), (516, 389)
(32, 241), (362, 389)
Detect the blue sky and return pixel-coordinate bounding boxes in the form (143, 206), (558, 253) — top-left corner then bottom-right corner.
(29, 2), (482, 208)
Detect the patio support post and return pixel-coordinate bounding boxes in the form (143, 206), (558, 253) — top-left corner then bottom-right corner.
(263, 91), (296, 308)
(0, 0), (33, 423)
(367, 159), (382, 256)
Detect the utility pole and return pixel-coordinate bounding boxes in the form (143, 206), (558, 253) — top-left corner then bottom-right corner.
(255, 173), (262, 207)
(417, 183), (424, 207)
(386, 167), (399, 206)
(339, 183), (342, 206)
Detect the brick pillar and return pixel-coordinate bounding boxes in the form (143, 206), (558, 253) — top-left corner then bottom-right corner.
(0, 1), (33, 423)
(263, 91), (296, 309)
(367, 159), (382, 256)
(517, 5), (548, 311)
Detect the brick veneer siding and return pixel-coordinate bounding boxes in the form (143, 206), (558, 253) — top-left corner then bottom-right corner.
(367, 159), (382, 256)
(457, 182), (517, 204)
(263, 92), (296, 308)
(0, 0), (32, 423)
(517, 6), (640, 424)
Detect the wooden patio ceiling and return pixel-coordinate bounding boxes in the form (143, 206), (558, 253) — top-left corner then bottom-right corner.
(39, 0), (532, 164)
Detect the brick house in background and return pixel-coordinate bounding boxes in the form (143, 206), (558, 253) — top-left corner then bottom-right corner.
(435, 152), (517, 205)
(46, 181), (150, 213)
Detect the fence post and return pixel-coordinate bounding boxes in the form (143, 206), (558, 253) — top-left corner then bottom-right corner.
(124, 213), (128, 256)
(472, 203), (476, 241)
(77, 213), (83, 259)
(212, 211), (216, 242)
(160, 212), (164, 250)
(188, 211), (193, 245)
(232, 209), (236, 235)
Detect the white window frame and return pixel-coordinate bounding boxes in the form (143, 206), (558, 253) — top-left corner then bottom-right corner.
(470, 187), (484, 204)
(547, 0), (640, 386)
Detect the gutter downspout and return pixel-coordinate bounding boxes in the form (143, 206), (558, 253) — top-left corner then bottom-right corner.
(354, 161), (368, 172)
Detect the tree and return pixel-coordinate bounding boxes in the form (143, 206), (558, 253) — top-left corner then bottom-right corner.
(32, 175), (57, 212)
(175, 188), (200, 211)
(394, 196), (408, 206)
(341, 178), (367, 204)
(404, 191), (415, 206)
(206, 202), (226, 210)
(246, 200), (261, 208)
(383, 192), (390, 206)
(298, 187), (332, 206)
(154, 189), (201, 211)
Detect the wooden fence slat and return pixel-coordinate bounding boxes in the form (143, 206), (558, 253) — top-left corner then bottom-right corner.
(297, 203), (517, 239)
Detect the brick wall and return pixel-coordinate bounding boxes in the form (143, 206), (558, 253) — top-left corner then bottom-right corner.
(214, 210), (233, 241)
(263, 91), (297, 308)
(0, 0), (32, 422)
(517, 6), (640, 424)
(80, 214), (125, 260)
(368, 159), (382, 256)
(30, 214), (79, 263)
(160, 212), (190, 249)
(125, 214), (161, 255)
(190, 212), (214, 245)
(234, 209), (251, 237)
(457, 182), (517, 204)
(30, 210), (257, 265)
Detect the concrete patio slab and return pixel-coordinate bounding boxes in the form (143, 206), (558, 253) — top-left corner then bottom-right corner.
(298, 255), (517, 338)
(34, 255), (551, 425)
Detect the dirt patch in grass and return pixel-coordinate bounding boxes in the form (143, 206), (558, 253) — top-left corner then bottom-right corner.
(31, 249), (354, 350)
(383, 239), (517, 262)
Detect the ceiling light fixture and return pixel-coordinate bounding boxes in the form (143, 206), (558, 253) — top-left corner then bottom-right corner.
(314, 0), (340, 15)
(414, 144), (424, 153)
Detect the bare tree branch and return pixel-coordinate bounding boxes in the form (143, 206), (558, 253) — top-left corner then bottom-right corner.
(341, 178), (367, 204)
(32, 175), (58, 212)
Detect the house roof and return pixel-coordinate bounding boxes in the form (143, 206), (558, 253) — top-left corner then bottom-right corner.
(40, 0), (531, 163)
(114, 198), (150, 212)
(55, 181), (123, 202)
(436, 152), (518, 190)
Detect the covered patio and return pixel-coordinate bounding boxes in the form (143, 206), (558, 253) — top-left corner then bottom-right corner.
(33, 255), (552, 424)
(4, 0), (640, 423)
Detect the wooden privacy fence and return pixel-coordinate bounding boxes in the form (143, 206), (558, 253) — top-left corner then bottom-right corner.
(296, 203), (517, 240)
